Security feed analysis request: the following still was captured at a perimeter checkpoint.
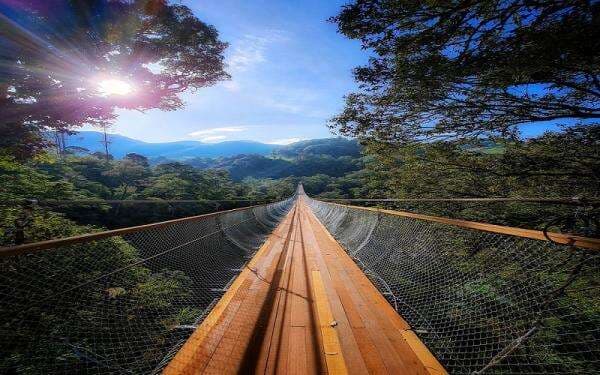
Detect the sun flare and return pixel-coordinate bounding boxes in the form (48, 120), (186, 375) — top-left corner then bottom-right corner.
(97, 79), (133, 96)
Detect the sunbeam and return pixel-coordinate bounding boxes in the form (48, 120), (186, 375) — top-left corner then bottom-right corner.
(97, 78), (133, 96)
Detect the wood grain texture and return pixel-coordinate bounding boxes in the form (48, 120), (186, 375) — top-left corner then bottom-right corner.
(165, 198), (448, 374)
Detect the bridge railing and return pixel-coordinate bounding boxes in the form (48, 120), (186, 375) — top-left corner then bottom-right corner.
(0, 197), (295, 374)
(307, 198), (599, 375)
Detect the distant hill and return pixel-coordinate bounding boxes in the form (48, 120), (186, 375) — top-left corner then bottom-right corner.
(187, 154), (362, 181)
(275, 138), (361, 159)
(55, 132), (363, 180)
(57, 131), (279, 159)
(57, 131), (360, 160)
(186, 138), (363, 180)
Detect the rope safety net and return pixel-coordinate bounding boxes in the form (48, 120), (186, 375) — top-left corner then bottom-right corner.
(307, 198), (599, 374)
(0, 197), (295, 374)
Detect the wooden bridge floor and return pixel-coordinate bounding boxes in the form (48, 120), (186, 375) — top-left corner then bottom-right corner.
(164, 197), (446, 374)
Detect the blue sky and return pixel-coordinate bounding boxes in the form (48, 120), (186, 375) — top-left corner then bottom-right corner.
(101, 0), (368, 144)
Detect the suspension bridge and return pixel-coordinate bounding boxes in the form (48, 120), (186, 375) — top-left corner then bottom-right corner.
(0, 185), (598, 374)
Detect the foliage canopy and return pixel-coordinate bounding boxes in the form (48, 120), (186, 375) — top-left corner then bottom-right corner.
(331, 0), (600, 142)
(0, 0), (228, 158)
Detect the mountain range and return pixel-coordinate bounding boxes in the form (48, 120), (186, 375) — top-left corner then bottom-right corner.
(56, 131), (363, 180)
(60, 131), (280, 159)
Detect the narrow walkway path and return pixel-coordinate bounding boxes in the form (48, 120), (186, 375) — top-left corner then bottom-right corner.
(164, 197), (446, 374)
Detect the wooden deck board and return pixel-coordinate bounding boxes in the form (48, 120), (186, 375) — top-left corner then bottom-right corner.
(300, 206), (370, 375)
(164, 198), (447, 375)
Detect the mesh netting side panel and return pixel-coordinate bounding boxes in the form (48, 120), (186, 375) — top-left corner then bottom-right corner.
(218, 210), (267, 253)
(253, 200), (290, 230)
(309, 200), (599, 375)
(0, 198), (294, 374)
(314, 203), (379, 256)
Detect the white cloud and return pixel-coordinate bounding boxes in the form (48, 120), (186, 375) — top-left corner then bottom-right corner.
(188, 127), (246, 137)
(199, 135), (227, 143)
(228, 43), (266, 73)
(227, 30), (289, 73)
(267, 137), (304, 145)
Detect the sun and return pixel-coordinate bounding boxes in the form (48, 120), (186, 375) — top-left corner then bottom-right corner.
(97, 78), (133, 96)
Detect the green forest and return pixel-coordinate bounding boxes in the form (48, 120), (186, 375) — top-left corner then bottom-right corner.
(3, 124), (598, 246)
(0, 0), (599, 374)
(1, 0), (598, 245)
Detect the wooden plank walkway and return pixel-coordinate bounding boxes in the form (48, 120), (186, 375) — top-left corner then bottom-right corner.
(164, 197), (447, 374)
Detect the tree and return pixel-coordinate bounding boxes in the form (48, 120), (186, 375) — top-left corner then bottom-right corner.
(124, 153), (150, 168)
(363, 125), (600, 198)
(331, 0), (600, 143)
(103, 159), (150, 200)
(0, 0), (229, 159)
(143, 174), (190, 199)
(301, 174), (334, 195)
(243, 177), (299, 201)
(99, 121), (112, 161)
(350, 125), (600, 231)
